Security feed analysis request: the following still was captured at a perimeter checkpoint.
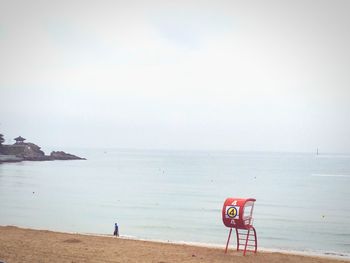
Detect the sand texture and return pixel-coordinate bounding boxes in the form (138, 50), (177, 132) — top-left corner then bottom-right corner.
(0, 226), (348, 263)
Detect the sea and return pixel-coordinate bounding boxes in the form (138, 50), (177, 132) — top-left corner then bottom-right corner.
(0, 149), (349, 258)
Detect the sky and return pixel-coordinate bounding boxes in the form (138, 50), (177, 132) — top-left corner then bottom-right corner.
(0, 0), (349, 153)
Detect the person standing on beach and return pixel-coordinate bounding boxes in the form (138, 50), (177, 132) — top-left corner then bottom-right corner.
(114, 223), (119, 237)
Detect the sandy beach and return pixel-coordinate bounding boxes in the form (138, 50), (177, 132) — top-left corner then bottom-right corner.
(0, 226), (348, 263)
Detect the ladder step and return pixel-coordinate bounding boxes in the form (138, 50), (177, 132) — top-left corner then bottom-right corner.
(238, 238), (255, 241)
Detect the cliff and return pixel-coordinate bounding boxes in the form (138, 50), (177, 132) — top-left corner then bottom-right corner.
(1, 143), (49, 160)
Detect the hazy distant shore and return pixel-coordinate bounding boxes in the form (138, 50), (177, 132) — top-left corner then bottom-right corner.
(0, 226), (348, 263)
(0, 138), (85, 164)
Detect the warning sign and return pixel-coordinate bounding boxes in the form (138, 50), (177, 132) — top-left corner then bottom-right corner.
(225, 206), (239, 219)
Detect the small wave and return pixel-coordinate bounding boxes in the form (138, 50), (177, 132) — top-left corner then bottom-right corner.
(311, 174), (350, 178)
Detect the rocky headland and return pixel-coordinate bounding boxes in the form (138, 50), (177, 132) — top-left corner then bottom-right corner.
(0, 135), (85, 164)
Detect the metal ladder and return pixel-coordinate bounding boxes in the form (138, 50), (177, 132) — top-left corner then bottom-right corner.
(236, 227), (257, 255)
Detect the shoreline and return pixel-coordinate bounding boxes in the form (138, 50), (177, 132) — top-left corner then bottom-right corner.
(1, 226), (349, 263)
(75, 232), (350, 260)
(78, 233), (350, 261)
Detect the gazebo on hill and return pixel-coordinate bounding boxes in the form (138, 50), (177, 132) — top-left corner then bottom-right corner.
(14, 136), (26, 144)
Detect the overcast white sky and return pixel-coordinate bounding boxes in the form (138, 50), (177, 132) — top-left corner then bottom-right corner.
(0, 0), (349, 152)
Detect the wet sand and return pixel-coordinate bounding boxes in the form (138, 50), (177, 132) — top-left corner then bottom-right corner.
(0, 226), (348, 263)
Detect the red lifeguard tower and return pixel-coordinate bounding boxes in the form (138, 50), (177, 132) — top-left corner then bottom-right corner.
(222, 197), (257, 256)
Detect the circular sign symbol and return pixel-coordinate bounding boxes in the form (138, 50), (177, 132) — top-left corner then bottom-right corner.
(227, 207), (237, 218)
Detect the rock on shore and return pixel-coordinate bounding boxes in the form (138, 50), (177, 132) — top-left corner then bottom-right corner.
(50, 151), (86, 160)
(0, 154), (23, 163)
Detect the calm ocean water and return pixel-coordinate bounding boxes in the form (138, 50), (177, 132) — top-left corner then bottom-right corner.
(0, 149), (349, 256)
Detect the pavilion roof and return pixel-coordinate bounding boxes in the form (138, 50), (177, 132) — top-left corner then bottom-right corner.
(14, 136), (26, 141)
